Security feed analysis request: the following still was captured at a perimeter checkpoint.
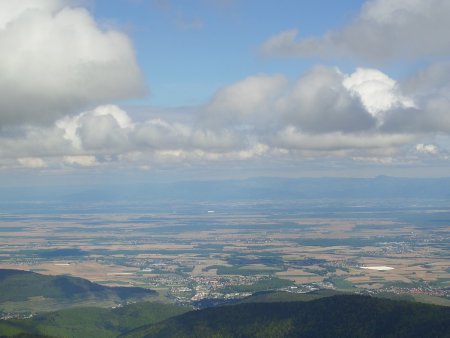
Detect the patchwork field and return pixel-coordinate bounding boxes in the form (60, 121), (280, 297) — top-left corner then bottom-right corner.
(0, 199), (449, 307)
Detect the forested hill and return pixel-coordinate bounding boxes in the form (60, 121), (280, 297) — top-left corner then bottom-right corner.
(0, 269), (156, 304)
(1, 271), (449, 337)
(122, 295), (450, 338)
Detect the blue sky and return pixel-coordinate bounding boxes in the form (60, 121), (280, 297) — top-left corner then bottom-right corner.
(93, 0), (367, 106)
(0, 0), (450, 182)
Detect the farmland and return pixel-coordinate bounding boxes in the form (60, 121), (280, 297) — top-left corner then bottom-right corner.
(0, 198), (449, 309)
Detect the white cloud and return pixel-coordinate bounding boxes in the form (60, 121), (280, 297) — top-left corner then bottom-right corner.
(0, 0), (447, 174)
(63, 155), (97, 167)
(0, 62), (448, 170)
(260, 0), (450, 62)
(201, 67), (387, 134)
(0, 0), (144, 125)
(133, 119), (191, 150)
(57, 105), (133, 152)
(343, 68), (415, 120)
(71, 107), (133, 152)
(415, 143), (439, 155)
(17, 157), (47, 168)
(0, 0), (65, 29)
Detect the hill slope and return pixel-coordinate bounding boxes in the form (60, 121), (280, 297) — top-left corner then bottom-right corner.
(0, 269), (156, 313)
(122, 295), (450, 338)
(1, 302), (189, 338)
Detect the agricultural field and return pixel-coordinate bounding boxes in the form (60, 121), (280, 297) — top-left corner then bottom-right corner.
(0, 199), (449, 307)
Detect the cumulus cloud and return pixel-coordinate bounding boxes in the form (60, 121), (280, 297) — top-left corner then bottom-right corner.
(133, 119), (191, 150)
(375, 61), (450, 134)
(0, 63), (447, 169)
(343, 68), (415, 119)
(381, 96), (450, 134)
(415, 143), (439, 155)
(0, 0), (64, 27)
(0, 0), (448, 173)
(260, 0), (450, 62)
(0, 104), (249, 167)
(201, 74), (287, 129)
(277, 66), (376, 133)
(401, 61), (450, 100)
(201, 67), (394, 134)
(254, 0), (450, 164)
(0, 0), (144, 126)
(57, 105), (133, 152)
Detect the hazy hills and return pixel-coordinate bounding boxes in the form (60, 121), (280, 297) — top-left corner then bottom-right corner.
(2, 176), (450, 205)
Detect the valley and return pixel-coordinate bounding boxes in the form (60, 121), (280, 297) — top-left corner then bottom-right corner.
(0, 199), (448, 311)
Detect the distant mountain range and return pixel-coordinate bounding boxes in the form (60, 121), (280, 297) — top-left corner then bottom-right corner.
(0, 269), (449, 337)
(1, 176), (450, 205)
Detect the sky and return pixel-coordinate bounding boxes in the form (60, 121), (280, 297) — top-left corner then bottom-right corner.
(1, 0), (450, 185)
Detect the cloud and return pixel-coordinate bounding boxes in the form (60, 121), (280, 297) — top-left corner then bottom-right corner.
(381, 96), (450, 133)
(63, 155), (97, 167)
(272, 127), (413, 152)
(260, 29), (327, 59)
(277, 66), (376, 133)
(201, 67), (389, 134)
(133, 119), (191, 150)
(0, 63), (447, 169)
(17, 157), (47, 168)
(201, 74), (288, 129)
(0, 0), (144, 126)
(176, 10), (204, 30)
(0, 0), (448, 172)
(0, 104), (245, 165)
(260, 0), (450, 62)
(343, 68), (415, 120)
(0, 0), (65, 29)
(401, 61), (450, 99)
(57, 105), (133, 152)
(372, 61), (450, 134)
(415, 143), (439, 155)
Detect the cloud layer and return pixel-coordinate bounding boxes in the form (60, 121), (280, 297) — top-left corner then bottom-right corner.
(1, 64), (448, 169)
(0, 0), (449, 172)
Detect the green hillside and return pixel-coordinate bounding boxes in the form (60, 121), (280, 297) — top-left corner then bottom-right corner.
(122, 295), (450, 338)
(1, 270), (449, 338)
(0, 269), (157, 313)
(1, 301), (189, 338)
